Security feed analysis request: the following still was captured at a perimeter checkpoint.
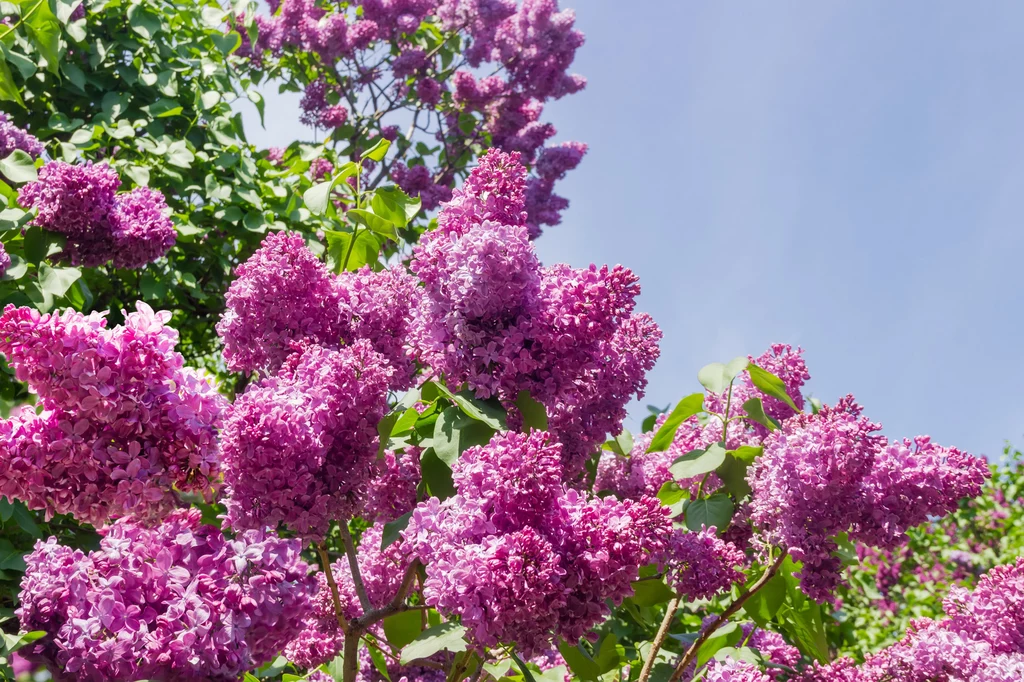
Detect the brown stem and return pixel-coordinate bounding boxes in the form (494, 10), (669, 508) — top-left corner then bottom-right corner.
(318, 544), (349, 634)
(340, 523), (372, 614)
(668, 550), (789, 682)
(343, 627), (360, 682)
(637, 596), (681, 682)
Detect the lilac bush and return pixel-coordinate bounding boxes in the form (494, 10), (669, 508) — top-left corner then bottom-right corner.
(0, 2), (1009, 681)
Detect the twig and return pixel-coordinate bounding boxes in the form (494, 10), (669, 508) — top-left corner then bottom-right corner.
(340, 523), (372, 614)
(668, 550), (789, 682)
(317, 544), (350, 634)
(637, 596), (681, 682)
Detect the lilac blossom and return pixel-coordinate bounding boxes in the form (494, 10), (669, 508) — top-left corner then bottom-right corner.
(0, 111), (43, 158)
(0, 302), (226, 526)
(221, 341), (393, 541)
(16, 508), (313, 682)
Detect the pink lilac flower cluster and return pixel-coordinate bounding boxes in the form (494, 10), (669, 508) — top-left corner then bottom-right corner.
(662, 527), (745, 600)
(217, 232), (419, 387)
(241, 0), (586, 235)
(0, 302), (226, 526)
(704, 658), (772, 682)
(703, 344), (810, 429)
(0, 241), (10, 278)
(221, 341), (393, 541)
(797, 557), (1024, 681)
(748, 396), (989, 603)
(310, 156), (335, 180)
(363, 448), (422, 523)
(17, 161), (175, 267)
(16, 508), (313, 682)
(402, 430), (673, 654)
(0, 111), (43, 158)
(286, 524), (411, 668)
(411, 150), (660, 478)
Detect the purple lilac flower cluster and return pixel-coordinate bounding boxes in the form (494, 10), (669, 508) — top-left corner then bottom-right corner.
(0, 302), (226, 526)
(0, 241), (10, 278)
(402, 430), (673, 654)
(0, 111), (43, 158)
(411, 150), (660, 478)
(286, 524), (411, 668)
(217, 231), (419, 387)
(748, 396), (989, 602)
(795, 557), (1024, 681)
(221, 340), (393, 541)
(363, 448), (422, 523)
(242, 0), (586, 233)
(17, 161), (176, 268)
(16, 508), (313, 682)
(662, 527), (746, 601)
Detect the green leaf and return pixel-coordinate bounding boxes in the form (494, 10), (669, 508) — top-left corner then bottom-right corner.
(742, 573), (786, 627)
(144, 98), (183, 118)
(37, 265), (80, 298)
(367, 640), (391, 681)
(777, 557), (829, 662)
(399, 622), (467, 665)
(594, 633), (620, 674)
(696, 622), (742, 669)
(608, 429), (634, 456)
(23, 225), (64, 264)
(326, 653), (345, 681)
(718, 449), (759, 499)
(324, 229), (380, 273)
(166, 141), (194, 168)
(419, 448), (455, 500)
(371, 186), (421, 228)
(364, 137), (391, 162)
(740, 397), (778, 432)
(557, 640), (599, 682)
(23, 0), (61, 76)
(514, 390), (548, 431)
(11, 502), (40, 537)
(630, 578), (675, 606)
(347, 208), (397, 240)
(510, 652), (538, 682)
(670, 443), (726, 480)
(433, 406), (495, 466)
(697, 357), (749, 394)
(747, 364), (799, 412)
(200, 5), (227, 27)
(200, 90), (222, 110)
(127, 4), (162, 39)
(0, 539), (25, 571)
(383, 610), (423, 650)
(54, 0), (83, 24)
(647, 393), (704, 453)
(0, 53), (24, 107)
(440, 388), (506, 430)
(381, 510), (413, 550)
(685, 493), (734, 533)
(0, 150), (37, 183)
(212, 31), (242, 56)
(304, 180), (336, 215)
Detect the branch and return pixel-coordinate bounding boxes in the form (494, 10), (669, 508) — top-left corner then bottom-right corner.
(317, 544), (350, 634)
(340, 523), (372, 614)
(668, 550), (789, 682)
(637, 596), (681, 682)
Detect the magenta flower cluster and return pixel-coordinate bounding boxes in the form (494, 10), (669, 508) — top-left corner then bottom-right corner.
(0, 242), (10, 278)
(242, 0), (587, 234)
(797, 557), (1024, 681)
(0, 302), (226, 526)
(0, 111), (43, 158)
(220, 340), (393, 541)
(402, 430), (672, 654)
(662, 527), (745, 601)
(17, 161), (176, 268)
(748, 396), (989, 602)
(217, 231), (419, 387)
(411, 150), (660, 477)
(16, 508), (313, 682)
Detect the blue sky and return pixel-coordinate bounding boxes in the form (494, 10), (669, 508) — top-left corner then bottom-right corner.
(239, 2), (1024, 460)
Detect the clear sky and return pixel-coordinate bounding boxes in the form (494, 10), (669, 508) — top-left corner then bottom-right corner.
(238, 2), (1024, 460)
